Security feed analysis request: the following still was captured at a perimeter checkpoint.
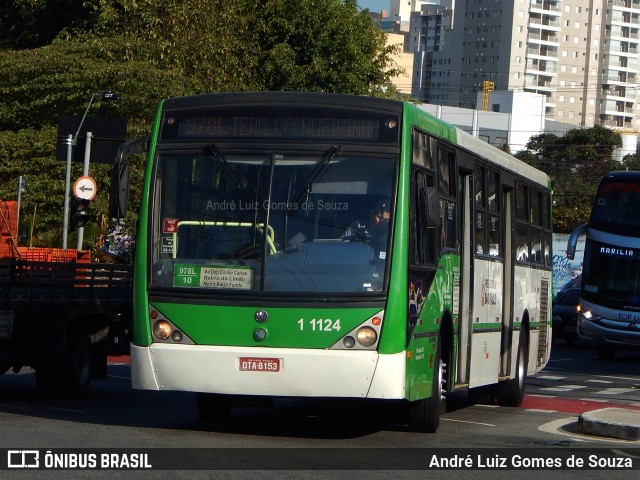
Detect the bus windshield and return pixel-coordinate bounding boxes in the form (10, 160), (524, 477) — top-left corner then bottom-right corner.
(582, 239), (640, 308)
(589, 177), (640, 236)
(150, 149), (396, 294)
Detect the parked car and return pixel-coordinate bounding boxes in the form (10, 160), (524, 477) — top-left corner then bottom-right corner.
(552, 287), (581, 345)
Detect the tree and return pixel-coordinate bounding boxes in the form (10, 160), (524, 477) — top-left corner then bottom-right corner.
(256, 0), (400, 94)
(0, 40), (196, 245)
(515, 126), (623, 233)
(622, 153), (640, 171)
(87, 0), (401, 94)
(0, 0), (98, 49)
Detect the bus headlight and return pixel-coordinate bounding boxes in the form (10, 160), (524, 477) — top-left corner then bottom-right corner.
(356, 327), (377, 347)
(148, 304), (194, 344)
(153, 320), (172, 340)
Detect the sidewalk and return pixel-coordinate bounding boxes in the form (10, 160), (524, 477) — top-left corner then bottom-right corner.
(578, 407), (640, 441)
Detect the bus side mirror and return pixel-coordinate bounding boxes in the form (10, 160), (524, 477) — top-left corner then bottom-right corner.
(108, 137), (148, 219)
(566, 223), (587, 260)
(109, 163), (131, 219)
(425, 187), (439, 229)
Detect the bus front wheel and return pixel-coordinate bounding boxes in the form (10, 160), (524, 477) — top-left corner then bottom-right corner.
(407, 337), (446, 433)
(196, 393), (232, 425)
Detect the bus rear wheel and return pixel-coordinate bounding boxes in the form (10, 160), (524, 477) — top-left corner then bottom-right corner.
(496, 334), (527, 407)
(407, 337), (446, 433)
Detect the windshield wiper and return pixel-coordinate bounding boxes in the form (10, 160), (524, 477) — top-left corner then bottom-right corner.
(287, 145), (342, 215)
(203, 143), (253, 202)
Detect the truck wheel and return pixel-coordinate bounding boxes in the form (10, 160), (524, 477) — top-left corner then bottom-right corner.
(496, 334), (528, 407)
(35, 361), (62, 396)
(407, 336), (446, 433)
(36, 334), (92, 397)
(196, 393), (231, 425)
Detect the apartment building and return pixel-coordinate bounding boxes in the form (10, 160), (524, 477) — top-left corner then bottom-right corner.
(409, 0), (640, 132)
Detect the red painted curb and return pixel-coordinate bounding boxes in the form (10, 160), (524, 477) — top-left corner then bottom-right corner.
(107, 355), (131, 365)
(522, 395), (640, 414)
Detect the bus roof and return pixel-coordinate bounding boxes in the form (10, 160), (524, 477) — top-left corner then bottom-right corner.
(161, 91), (404, 115)
(402, 102), (550, 189)
(159, 92), (550, 189)
(453, 125), (551, 188)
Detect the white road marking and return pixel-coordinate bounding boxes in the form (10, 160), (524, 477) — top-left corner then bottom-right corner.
(442, 418), (496, 427)
(595, 388), (638, 395)
(540, 385), (587, 392)
(535, 375), (566, 380)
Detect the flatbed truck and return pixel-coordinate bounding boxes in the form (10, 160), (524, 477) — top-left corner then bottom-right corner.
(1, 198), (132, 396)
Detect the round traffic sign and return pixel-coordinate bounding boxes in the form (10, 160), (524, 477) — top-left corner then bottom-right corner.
(73, 176), (97, 200)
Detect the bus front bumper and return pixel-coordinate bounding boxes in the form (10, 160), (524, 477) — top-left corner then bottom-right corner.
(577, 316), (640, 348)
(130, 343), (407, 399)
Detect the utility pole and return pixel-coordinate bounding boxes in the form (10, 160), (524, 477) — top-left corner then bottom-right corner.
(62, 91), (120, 249)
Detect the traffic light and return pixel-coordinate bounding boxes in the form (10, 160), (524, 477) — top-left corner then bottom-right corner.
(71, 196), (91, 229)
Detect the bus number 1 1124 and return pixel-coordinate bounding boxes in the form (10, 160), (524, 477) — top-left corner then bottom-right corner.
(298, 318), (342, 332)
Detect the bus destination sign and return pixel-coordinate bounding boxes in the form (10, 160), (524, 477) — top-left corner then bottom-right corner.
(160, 107), (399, 143)
(177, 115), (380, 141)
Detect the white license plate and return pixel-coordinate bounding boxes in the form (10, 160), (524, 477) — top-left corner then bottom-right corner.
(238, 357), (281, 372)
(0, 310), (14, 339)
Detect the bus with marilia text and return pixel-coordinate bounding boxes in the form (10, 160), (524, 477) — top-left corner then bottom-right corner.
(113, 92), (552, 432)
(567, 171), (640, 358)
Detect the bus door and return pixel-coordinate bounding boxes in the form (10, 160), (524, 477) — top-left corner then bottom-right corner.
(500, 181), (515, 379)
(467, 164), (504, 388)
(456, 155), (474, 386)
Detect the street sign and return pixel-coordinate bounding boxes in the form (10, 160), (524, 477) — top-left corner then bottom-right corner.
(73, 176), (97, 200)
(56, 116), (127, 164)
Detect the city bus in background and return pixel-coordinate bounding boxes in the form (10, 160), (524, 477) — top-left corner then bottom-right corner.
(567, 171), (640, 358)
(113, 92), (552, 432)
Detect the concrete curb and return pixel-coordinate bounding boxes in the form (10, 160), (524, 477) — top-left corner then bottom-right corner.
(578, 408), (640, 441)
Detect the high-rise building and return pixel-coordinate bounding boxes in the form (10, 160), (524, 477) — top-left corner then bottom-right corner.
(410, 0), (640, 132)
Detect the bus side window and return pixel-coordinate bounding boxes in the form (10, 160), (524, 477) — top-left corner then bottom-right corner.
(438, 147), (457, 250)
(474, 164), (486, 255)
(515, 182), (529, 263)
(530, 188), (544, 264)
(411, 170), (436, 266)
(412, 130), (433, 169)
(487, 169), (501, 257)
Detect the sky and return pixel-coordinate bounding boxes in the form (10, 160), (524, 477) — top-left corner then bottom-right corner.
(358, 0), (390, 12)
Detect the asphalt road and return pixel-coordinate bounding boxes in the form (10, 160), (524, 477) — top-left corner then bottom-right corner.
(0, 342), (639, 479)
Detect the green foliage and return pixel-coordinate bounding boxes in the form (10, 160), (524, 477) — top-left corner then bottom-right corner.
(515, 125), (623, 233)
(622, 153), (640, 171)
(88, 0), (400, 94)
(0, 0), (99, 49)
(0, 127), (62, 244)
(0, 40), (196, 245)
(256, 0), (400, 94)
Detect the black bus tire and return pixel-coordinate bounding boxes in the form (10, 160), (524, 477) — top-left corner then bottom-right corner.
(407, 336), (445, 433)
(196, 393), (232, 425)
(496, 334), (528, 407)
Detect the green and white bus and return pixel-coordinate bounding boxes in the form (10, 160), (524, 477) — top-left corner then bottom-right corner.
(116, 92), (552, 432)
